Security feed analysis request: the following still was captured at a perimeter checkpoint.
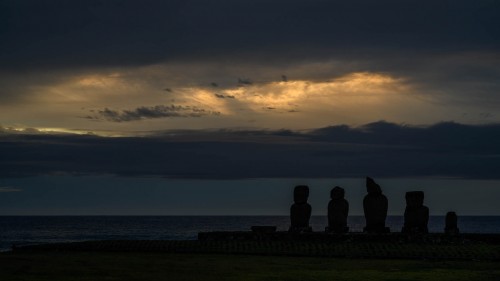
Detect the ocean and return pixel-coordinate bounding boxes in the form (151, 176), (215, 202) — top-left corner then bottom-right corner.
(1, 216), (500, 252)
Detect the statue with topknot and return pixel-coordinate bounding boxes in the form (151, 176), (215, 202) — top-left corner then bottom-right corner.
(363, 177), (389, 233)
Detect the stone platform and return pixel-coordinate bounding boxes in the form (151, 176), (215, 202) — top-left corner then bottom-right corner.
(9, 232), (500, 260)
(198, 231), (500, 244)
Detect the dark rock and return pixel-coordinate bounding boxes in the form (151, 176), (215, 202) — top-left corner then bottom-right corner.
(445, 212), (460, 235)
(402, 191), (429, 234)
(289, 185), (312, 233)
(363, 177), (390, 233)
(326, 186), (349, 233)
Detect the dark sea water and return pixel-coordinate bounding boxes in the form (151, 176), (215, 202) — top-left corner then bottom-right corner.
(1, 216), (500, 251)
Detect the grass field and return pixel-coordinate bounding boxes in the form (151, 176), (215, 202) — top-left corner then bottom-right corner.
(1, 252), (500, 281)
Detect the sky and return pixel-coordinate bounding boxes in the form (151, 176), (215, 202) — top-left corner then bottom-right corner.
(1, 0), (500, 215)
(2, 176), (500, 216)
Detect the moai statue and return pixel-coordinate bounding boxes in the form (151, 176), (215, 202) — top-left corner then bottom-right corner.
(363, 177), (389, 233)
(326, 186), (349, 233)
(402, 191), (429, 234)
(289, 185), (312, 233)
(445, 211), (459, 235)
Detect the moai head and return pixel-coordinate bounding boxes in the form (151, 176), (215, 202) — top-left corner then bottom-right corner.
(294, 185), (309, 204)
(405, 191), (424, 208)
(330, 186), (345, 200)
(446, 211), (458, 226)
(366, 177), (382, 194)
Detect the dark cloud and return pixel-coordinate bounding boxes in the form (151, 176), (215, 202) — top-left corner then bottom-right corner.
(1, 0), (499, 109)
(1, 121), (499, 179)
(310, 121), (500, 155)
(214, 94), (236, 99)
(4, 1), (500, 72)
(87, 105), (221, 122)
(0, 187), (22, 192)
(237, 78), (253, 86)
(1, 0), (499, 71)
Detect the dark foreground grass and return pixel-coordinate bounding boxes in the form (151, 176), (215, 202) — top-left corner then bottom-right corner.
(1, 252), (499, 281)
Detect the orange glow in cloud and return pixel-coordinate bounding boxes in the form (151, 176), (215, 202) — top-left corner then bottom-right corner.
(211, 72), (409, 113)
(1, 69), (455, 132)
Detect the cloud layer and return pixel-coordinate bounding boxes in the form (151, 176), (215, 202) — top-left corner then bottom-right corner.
(1, 1), (500, 132)
(2, 0), (499, 71)
(1, 121), (499, 179)
(0, 187), (22, 192)
(87, 105), (221, 122)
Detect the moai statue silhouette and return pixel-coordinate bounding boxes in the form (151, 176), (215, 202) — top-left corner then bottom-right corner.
(402, 191), (429, 234)
(326, 186), (349, 233)
(445, 211), (459, 235)
(363, 177), (389, 233)
(289, 185), (312, 233)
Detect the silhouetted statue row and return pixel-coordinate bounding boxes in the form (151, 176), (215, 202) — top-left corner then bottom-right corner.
(289, 177), (459, 235)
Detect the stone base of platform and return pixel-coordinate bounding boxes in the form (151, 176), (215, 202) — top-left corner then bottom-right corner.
(198, 231), (500, 244)
(10, 238), (500, 260)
